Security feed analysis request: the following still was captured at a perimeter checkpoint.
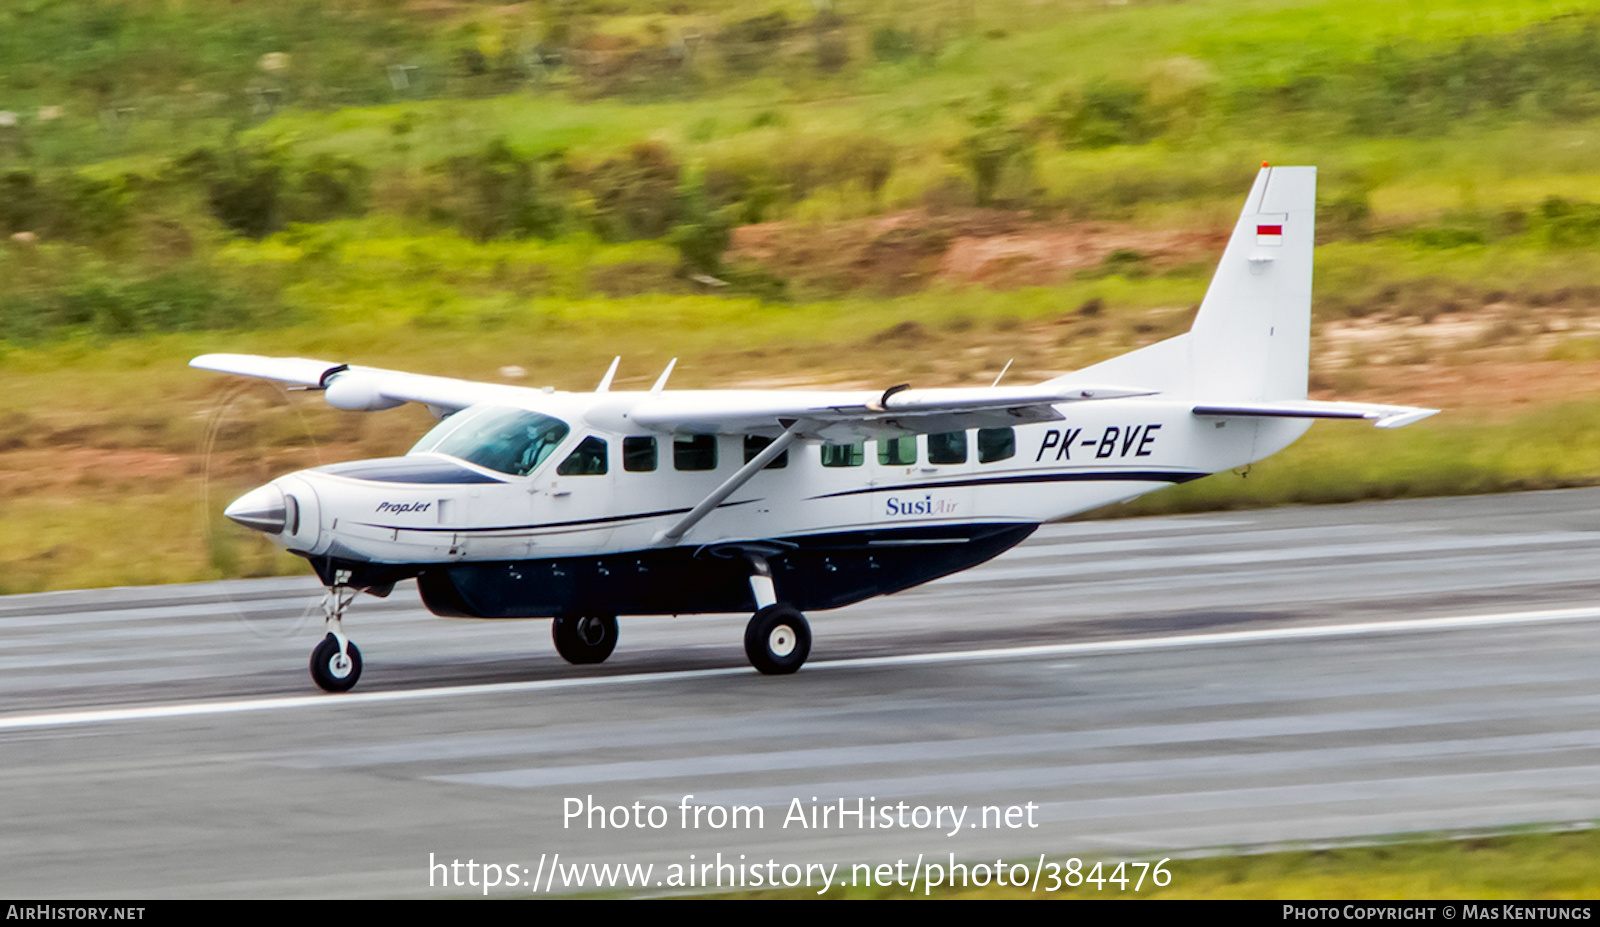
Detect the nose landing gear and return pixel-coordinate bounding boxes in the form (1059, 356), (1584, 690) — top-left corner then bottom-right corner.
(310, 632), (363, 692)
(310, 576), (363, 693)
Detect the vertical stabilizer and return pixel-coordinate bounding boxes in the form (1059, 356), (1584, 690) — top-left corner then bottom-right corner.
(1051, 166), (1316, 401)
(1189, 165), (1316, 400)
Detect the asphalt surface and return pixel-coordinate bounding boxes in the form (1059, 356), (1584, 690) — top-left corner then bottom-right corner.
(2, 489), (1599, 898)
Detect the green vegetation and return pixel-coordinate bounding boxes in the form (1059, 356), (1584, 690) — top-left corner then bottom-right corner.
(1122, 399), (1600, 517)
(5, 296), (1600, 594)
(8, 0), (1600, 591)
(7, 1), (1600, 337)
(703, 828), (1600, 899)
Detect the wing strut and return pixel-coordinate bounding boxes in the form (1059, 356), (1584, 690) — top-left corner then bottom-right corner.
(651, 421), (806, 547)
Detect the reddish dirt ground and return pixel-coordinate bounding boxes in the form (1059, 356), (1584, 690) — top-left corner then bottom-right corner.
(1319, 360), (1600, 411)
(730, 209), (1229, 292)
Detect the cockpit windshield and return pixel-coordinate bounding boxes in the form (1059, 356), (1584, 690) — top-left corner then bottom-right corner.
(410, 406), (571, 476)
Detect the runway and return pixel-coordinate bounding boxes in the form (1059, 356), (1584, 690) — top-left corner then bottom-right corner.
(2, 489), (1599, 897)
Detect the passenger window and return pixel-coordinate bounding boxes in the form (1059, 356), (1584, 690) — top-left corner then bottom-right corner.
(556, 436), (609, 476)
(927, 431), (968, 465)
(623, 436), (657, 472)
(820, 441), (864, 467)
(674, 434), (718, 471)
(743, 435), (789, 469)
(878, 435), (917, 466)
(977, 427), (1015, 463)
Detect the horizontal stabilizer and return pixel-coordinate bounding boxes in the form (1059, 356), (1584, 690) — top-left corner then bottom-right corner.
(1192, 399), (1439, 429)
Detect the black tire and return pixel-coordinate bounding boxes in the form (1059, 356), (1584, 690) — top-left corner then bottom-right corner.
(744, 605), (811, 675)
(552, 614), (619, 665)
(310, 633), (363, 693)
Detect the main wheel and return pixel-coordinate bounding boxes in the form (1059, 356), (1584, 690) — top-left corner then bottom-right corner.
(552, 614), (618, 665)
(744, 604), (811, 675)
(310, 633), (363, 693)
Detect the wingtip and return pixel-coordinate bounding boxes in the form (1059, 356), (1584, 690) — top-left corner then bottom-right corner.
(1374, 408), (1441, 429)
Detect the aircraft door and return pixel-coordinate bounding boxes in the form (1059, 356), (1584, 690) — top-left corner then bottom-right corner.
(536, 434), (616, 555)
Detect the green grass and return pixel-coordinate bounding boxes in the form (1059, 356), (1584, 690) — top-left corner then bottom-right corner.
(701, 828), (1600, 899)
(5, 297), (1600, 593)
(13, 1), (1600, 204)
(10, 1), (1600, 591)
(1117, 400), (1600, 517)
(11, 2), (1600, 328)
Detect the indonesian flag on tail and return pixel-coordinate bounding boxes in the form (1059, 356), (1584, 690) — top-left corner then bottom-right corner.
(1256, 214), (1286, 246)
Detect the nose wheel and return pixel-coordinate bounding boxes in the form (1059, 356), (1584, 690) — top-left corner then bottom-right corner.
(310, 577), (363, 692)
(310, 633), (363, 692)
(744, 604), (811, 675)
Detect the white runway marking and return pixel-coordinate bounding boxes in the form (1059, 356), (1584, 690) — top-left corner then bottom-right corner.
(2, 605), (1597, 733)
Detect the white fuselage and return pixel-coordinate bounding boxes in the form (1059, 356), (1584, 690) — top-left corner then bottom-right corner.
(260, 394), (1309, 567)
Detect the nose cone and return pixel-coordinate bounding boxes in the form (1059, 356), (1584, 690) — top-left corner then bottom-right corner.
(225, 484), (287, 534)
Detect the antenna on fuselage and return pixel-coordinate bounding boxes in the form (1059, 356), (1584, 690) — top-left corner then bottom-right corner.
(991, 358), (1014, 388)
(650, 358), (678, 394)
(596, 356), (621, 392)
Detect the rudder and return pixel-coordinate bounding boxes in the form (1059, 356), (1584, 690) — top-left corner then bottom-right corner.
(1189, 165), (1316, 401)
(1051, 166), (1316, 401)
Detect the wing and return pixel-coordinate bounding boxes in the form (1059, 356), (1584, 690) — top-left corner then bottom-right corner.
(194, 353), (1157, 437)
(623, 384), (1156, 440)
(1192, 399), (1439, 429)
(191, 353), (526, 415)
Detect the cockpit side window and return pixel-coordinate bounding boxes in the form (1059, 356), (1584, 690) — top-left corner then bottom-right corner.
(557, 436), (609, 476)
(410, 407), (571, 476)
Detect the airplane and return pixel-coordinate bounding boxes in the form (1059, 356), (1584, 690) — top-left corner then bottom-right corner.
(194, 165), (1437, 692)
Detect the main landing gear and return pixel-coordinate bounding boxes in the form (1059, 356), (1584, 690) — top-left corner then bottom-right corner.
(745, 604), (810, 675)
(552, 614), (619, 665)
(311, 577), (363, 693)
(742, 555), (811, 675)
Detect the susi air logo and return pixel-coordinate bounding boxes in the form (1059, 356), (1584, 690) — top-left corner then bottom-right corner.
(885, 495), (958, 517)
(376, 501), (432, 514)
